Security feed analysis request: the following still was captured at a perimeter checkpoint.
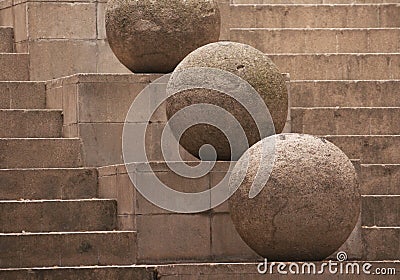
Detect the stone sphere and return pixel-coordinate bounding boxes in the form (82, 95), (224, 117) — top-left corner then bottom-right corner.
(228, 133), (360, 261)
(166, 42), (288, 160)
(105, 0), (221, 73)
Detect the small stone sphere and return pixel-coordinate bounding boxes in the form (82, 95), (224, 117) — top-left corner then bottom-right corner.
(105, 0), (221, 73)
(166, 42), (288, 160)
(228, 133), (360, 261)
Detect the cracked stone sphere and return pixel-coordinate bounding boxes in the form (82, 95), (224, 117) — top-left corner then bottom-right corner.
(105, 0), (221, 73)
(166, 41), (288, 161)
(228, 133), (360, 261)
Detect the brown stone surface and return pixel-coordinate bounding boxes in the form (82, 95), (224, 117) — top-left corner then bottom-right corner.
(136, 214), (211, 263)
(155, 261), (400, 279)
(326, 135), (400, 164)
(28, 40), (97, 80)
(3, 262), (399, 280)
(229, 4), (400, 28)
(0, 138), (82, 168)
(291, 107), (400, 135)
(0, 231), (137, 268)
(0, 266), (155, 280)
(0, 109), (62, 137)
(0, 82), (46, 109)
(105, 0), (221, 73)
(27, 2), (96, 40)
(0, 27), (13, 52)
(362, 227), (400, 260)
(360, 164), (400, 195)
(228, 133), (360, 261)
(269, 54), (400, 80)
(290, 80), (400, 108)
(0, 199), (117, 232)
(0, 54), (29, 81)
(166, 41), (288, 160)
(231, 28), (400, 53)
(362, 196), (400, 227)
(0, 168), (98, 200)
(211, 213), (260, 261)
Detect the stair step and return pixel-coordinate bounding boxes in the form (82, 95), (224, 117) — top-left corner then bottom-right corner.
(325, 135), (400, 164)
(0, 262), (399, 279)
(0, 82), (46, 109)
(360, 164), (400, 195)
(290, 80), (400, 108)
(230, 4), (400, 28)
(0, 27), (13, 53)
(231, 28), (400, 53)
(0, 266), (155, 280)
(0, 168), (98, 200)
(0, 231), (136, 268)
(0, 54), (29, 81)
(0, 138), (82, 168)
(233, 0), (400, 4)
(362, 227), (400, 260)
(268, 53), (400, 80)
(362, 196), (400, 227)
(0, 109), (62, 138)
(0, 199), (117, 233)
(291, 107), (400, 135)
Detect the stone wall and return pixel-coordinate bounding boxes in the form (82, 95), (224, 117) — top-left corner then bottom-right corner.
(0, 0), (230, 81)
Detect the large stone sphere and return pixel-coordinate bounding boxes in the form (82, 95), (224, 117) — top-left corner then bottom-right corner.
(105, 0), (221, 73)
(166, 42), (288, 160)
(228, 133), (360, 261)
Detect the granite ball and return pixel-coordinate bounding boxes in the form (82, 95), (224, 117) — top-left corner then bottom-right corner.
(105, 0), (221, 73)
(228, 133), (360, 261)
(166, 42), (288, 160)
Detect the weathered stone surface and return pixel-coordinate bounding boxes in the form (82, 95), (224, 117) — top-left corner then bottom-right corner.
(0, 138), (82, 168)
(0, 54), (29, 81)
(231, 28), (400, 53)
(269, 53), (400, 80)
(166, 41), (288, 160)
(0, 82), (46, 109)
(0, 265), (155, 280)
(136, 214), (211, 263)
(0, 27), (13, 52)
(0, 231), (136, 268)
(0, 168), (98, 200)
(0, 266), (155, 280)
(229, 4), (400, 28)
(0, 199), (117, 232)
(326, 135), (400, 164)
(228, 133), (360, 261)
(360, 164), (400, 195)
(291, 107), (400, 135)
(0, 109), (62, 138)
(290, 80), (400, 108)
(105, 0), (221, 73)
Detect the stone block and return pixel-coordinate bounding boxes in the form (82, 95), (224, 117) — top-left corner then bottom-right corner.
(28, 40), (97, 80)
(27, 2), (96, 39)
(362, 196), (400, 227)
(136, 214), (211, 263)
(0, 54), (29, 81)
(0, 109), (62, 137)
(360, 164), (400, 195)
(0, 231), (137, 268)
(0, 138), (82, 168)
(96, 39), (130, 73)
(211, 213), (260, 261)
(0, 81), (46, 109)
(0, 199), (117, 232)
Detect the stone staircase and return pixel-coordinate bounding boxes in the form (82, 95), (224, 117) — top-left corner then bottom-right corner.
(228, 0), (400, 263)
(0, 0), (400, 278)
(0, 26), (137, 270)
